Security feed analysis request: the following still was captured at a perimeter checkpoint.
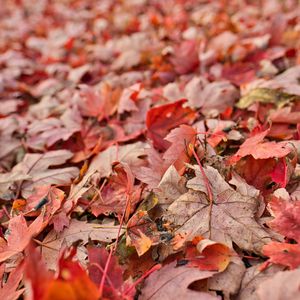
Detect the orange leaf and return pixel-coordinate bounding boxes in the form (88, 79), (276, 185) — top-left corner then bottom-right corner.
(184, 237), (231, 272)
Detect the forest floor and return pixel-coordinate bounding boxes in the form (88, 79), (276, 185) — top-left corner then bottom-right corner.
(1, 0), (300, 299)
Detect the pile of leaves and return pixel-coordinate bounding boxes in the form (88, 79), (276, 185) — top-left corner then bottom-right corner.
(1, 0), (300, 299)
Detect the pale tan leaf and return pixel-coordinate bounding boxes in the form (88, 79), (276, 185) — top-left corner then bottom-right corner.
(256, 268), (300, 300)
(166, 166), (274, 254)
(41, 219), (122, 270)
(140, 261), (218, 300)
(237, 264), (283, 300)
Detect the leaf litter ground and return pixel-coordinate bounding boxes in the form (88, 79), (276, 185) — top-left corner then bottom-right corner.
(1, 0), (300, 299)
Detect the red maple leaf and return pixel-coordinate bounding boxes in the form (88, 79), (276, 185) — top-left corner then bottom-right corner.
(146, 99), (196, 151)
(230, 129), (290, 164)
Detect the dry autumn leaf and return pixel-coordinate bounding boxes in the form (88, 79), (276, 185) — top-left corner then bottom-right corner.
(166, 166), (274, 254)
(256, 268), (300, 300)
(41, 219), (122, 270)
(0, 213), (44, 262)
(2, 1), (300, 298)
(140, 261), (218, 300)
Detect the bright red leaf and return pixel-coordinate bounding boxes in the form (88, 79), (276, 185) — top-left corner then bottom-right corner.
(146, 99), (196, 151)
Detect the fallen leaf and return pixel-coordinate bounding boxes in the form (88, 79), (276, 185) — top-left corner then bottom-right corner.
(157, 165), (187, 206)
(67, 142), (146, 215)
(91, 162), (142, 220)
(41, 219), (122, 270)
(0, 262), (25, 300)
(77, 85), (106, 121)
(234, 157), (277, 194)
(163, 125), (197, 174)
(88, 246), (133, 299)
(171, 40), (199, 75)
(26, 107), (82, 150)
(25, 186), (65, 222)
(230, 129), (290, 163)
(199, 81), (239, 117)
(166, 166), (274, 254)
(24, 245), (100, 300)
(236, 88), (298, 109)
(208, 255), (245, 300)
(136, 147), (168, 188)
(184, 237), (231, 272)
(256, 268), (300, 300)
(10, 150), (79, 198)
(262, 242), (300, 269)
(126, 210), (160, 256)
(146, 99), (196, 151)
(0, 213), (44, 263)
(237, 264), (283, 300)
(268, 197), (300, 242)
(140, 261), (218, 300)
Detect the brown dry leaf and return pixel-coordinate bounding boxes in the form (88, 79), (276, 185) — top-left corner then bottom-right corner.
(40, 219), (122, 270)
(256, 268), (300, 300)
(68, 142), (146, 204)
(165, 166), (274, 254)
(236, 264), (284, 300)
(157, 165), (187, 206)
(9, 150), (79, 198)
(0, 173), (31, 200)
(140, 261), (219, 300)
(208, 255), (246, 300)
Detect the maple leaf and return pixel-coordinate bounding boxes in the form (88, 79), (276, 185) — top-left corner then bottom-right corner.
(0, 117), (22, 165)
(165, 166), (274, 254)
(126, 210), (161, 256)
(65, 143), (146, 223)
(237, 264), (284, 300)
(0, 213), (44, 262)
(77, 85), (106, 121)
(184, 237), (231, 272)
(24, 245), (100, 300)
(187, 80), (239, 117)
(208, 255), (245, 299)
(270, 158), (289, 188)
(0, 172), (31, 200)
(156, 165), (188, 208)
(236, 88), (298, 109)
(118, 83), (143, 114)
(26, 107), (82, 150)
(230, 129), (290, 163)
(0, 262), (25, 300)
(41, 219), (122, 270)
(146, 99), (196, 151)
(87, 247), (134, 300)
(256, 268), (300, 300)
(171, 40), (199, 75)
(135, 147), (168, 188)
(140, 261), (218, 300)
(7, 150), (79, 198)
(91, 162), (142, 220)
(24, 185), (65, 221)
(262, 242), (300, 269)
(234, 156), (279, 194)
(163, 124), (197, 174)
(268, 197), (300, 242)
